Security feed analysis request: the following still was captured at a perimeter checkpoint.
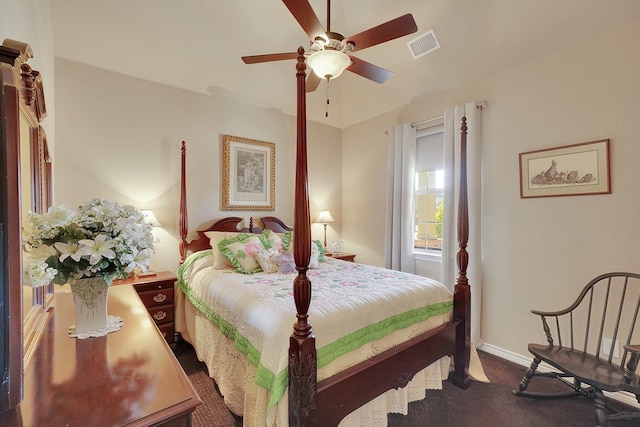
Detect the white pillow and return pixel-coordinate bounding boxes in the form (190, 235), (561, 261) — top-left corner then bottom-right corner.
(309, 241), (320, 269)
(204, 231), (241, 269)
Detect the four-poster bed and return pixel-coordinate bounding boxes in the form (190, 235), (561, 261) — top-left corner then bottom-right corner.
(176, 48), (471, 426)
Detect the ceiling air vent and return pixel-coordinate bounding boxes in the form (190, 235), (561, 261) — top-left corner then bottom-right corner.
(407, 29), (440, 60)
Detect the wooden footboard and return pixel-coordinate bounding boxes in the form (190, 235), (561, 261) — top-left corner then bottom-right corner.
(316, 321), (459, 425)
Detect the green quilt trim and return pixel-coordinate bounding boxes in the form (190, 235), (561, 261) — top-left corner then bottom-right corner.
(176, 277), (280, 404)
(176, 267), (453, 410)
(316, 301), (453, 368)
(176, 249), (213, 288)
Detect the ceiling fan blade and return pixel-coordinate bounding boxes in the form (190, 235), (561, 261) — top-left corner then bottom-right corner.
(306, 72), (322, 93)
(347, 56), (393, 84)
(345, 13), (418, 53)
(282, 0), (327, 42)
(241, 52), (298, 64)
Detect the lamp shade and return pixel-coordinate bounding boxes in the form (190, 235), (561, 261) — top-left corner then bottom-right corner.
(317, 210), (335, 224)
(141, 209), (160, 227)
(307, 49), (351, 80)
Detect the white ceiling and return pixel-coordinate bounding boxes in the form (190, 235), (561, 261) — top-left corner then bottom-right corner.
(49, 0), (640, 129)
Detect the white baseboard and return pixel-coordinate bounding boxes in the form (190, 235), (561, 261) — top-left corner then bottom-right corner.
(477, 342), (640, 410)
(478, 342), (549, 370)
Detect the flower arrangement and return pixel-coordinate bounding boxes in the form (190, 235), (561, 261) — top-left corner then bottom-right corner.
(23, 198), (155, 287)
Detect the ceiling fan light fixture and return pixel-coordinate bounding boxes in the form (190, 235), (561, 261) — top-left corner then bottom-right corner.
(307, 49), (351, 80)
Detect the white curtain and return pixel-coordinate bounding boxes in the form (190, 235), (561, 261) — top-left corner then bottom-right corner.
(441, 102), (483, 345)
(384, 123), (416, 274)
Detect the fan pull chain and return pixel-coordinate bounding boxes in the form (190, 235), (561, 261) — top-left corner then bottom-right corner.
(325, 77), (331, 118)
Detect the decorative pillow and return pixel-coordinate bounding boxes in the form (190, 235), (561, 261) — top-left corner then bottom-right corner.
(276, 251), (296, 274)
(281, 230), (293, 250)
(313, 239), (325, 261)
(255, 248), (280, 273)
(218, 234), (266, 274)
(261, 229), (283, 251)
(205, 231), (243, 269)
(276, 237), (324, 265)
(309, 241), (320, 269)
(261, 229), (292, 252)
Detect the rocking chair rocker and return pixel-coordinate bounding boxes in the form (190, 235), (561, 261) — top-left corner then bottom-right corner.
(514, 272), (640, 426)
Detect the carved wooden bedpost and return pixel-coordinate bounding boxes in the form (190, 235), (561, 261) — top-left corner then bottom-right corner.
(450, 117), (471, 389)
(179, 141), (188, 264)
(288, 46), (317, 426)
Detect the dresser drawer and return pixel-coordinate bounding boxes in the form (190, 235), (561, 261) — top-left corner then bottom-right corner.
(133, 278), (174, 293)
(137, 287), (174, 308)
(111, 272), (178, 347)
(148, 304), (174, 325)
(157, 323), (175, 343)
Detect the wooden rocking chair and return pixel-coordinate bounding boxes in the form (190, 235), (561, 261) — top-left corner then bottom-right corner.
(514, 272), (640, 426)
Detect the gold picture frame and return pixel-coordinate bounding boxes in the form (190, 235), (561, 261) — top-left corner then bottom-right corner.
(519, 139), (610, 198)
(222, 134), (275, 211)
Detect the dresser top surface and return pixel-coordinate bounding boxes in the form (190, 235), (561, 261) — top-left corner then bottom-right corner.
(1, 285), (200, 426)
(112, 270), (177, 286)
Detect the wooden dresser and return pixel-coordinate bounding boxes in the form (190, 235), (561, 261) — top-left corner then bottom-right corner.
(0, 285), (201, 426)
(113, 271), (177, 346)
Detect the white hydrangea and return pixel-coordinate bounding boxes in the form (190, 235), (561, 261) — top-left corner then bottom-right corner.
(22, 198), (155, 287)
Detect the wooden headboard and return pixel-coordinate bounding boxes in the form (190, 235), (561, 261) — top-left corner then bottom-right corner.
(179, 214), (293, 263)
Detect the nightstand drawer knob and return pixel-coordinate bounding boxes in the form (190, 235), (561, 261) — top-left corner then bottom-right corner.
(153, 310), (167, 321)
(153, 293), (167, 303)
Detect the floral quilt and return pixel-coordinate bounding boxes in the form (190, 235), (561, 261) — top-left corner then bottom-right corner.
(177, 250), (453, 411)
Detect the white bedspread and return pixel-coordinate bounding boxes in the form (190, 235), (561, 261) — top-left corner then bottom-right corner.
(177, 250), (454, 426)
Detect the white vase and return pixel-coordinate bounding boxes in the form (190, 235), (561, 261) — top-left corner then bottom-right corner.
(70, 277), (109, 334)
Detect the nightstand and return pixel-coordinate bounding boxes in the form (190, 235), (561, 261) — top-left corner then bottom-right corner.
(112, 271), (177, 346)
(325, 252), (356, 262)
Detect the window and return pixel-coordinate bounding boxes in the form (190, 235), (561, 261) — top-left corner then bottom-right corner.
(414, 125), (444, 255)
(415, 170), (443, 251)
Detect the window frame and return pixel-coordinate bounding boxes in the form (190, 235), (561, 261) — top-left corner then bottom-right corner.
(413, 124), (444, 260)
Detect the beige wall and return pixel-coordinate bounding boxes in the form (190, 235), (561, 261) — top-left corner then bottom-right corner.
(341, 20), (640, 356)
(53, 59), (342, 274)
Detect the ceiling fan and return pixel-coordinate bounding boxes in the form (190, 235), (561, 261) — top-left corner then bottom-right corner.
(241, 0), (418, 93)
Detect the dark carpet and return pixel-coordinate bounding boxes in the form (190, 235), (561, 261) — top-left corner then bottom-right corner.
(173, 340), (638, 426)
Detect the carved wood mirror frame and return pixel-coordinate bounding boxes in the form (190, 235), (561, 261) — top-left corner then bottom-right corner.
(0, 39), (52, 411)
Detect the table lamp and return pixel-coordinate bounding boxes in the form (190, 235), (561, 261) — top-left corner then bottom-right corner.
(141, 209), (160, 227)
(317, 210), (335, 249)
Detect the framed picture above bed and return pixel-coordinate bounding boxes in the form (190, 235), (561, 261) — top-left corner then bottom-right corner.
(519, 139), (610, 198)
(222, 134), (275, 211)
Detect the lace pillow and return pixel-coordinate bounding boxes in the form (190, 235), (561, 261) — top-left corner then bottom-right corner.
(218, 234), (266, 274)
(255, 248), (280, 273)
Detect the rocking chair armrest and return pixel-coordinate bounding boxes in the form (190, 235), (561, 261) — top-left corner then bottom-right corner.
(624, 344), (640, 355)
(623, 344), (640, 383)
